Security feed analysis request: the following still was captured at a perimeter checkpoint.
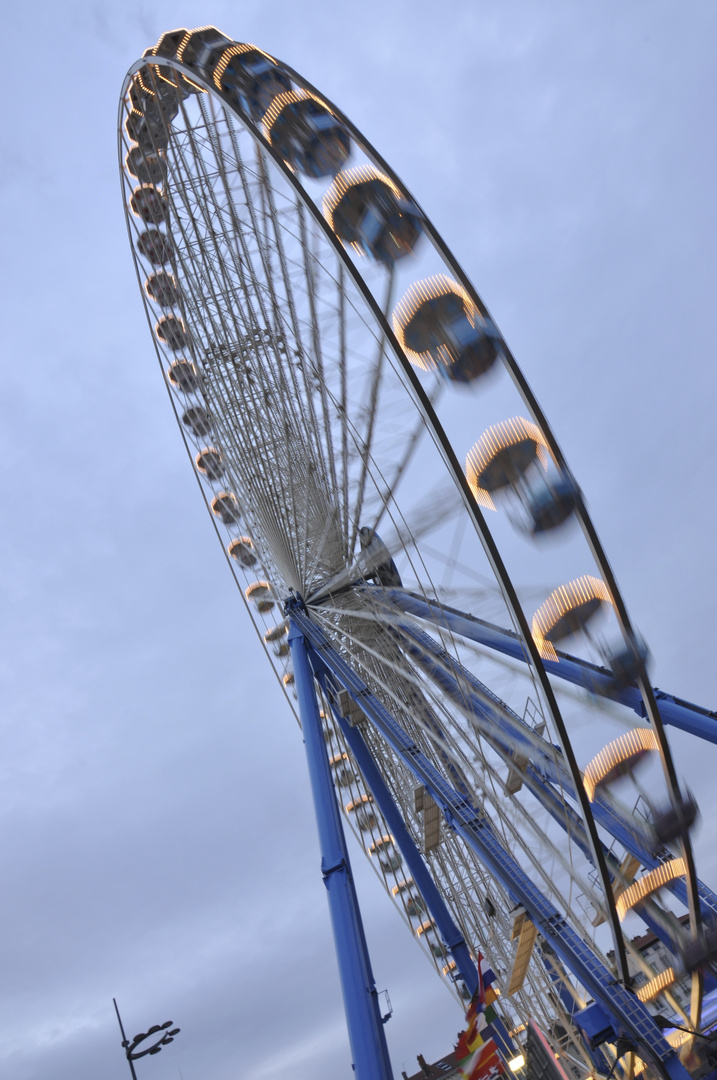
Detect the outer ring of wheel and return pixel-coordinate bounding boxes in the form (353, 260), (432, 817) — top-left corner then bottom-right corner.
(120, 50), (700, 1016)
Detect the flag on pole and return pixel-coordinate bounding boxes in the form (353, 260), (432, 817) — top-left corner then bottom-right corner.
(455, 953), (504, 1073)
(460, 1036), (505, 1080)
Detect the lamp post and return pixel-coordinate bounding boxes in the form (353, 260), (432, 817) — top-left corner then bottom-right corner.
(113, 998), (181, 1079)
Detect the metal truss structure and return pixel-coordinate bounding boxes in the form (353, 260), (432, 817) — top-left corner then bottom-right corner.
(118, 26), (717, 1080)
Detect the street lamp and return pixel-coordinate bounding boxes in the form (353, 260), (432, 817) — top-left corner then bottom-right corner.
(113, 998), (181, 1080)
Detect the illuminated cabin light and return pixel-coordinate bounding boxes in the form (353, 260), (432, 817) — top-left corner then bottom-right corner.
(147, 271), (181, 309)
(212, 492), (241, 525)
(392, 274), (478, 372)
(615, 859), (686, 921)
(368, 834), (395, 856)
(345, 794), (373, 813)
(167, 360), (200, 395)
(509, 1023), (528, 1038)
(368, 835), (402, 870)
(228, 536), (257, 568)
(322, 165), (404, 245)
(136, 62), (163, 97)
(583, 729), (658, 801)
(636, 967), (677, 1002)
(391, 879), (423, 917)
(416, 918), (436, 938)
(465, 416), (550, 510)
(139, 33), (189, 94)
(146, 28), (207, 93)
(531, 575), (612, 661)
(155, 315), (188, 350)
(245, 580), (273, 601)
(263, 88), (329, 140)
(194, 447), (224, 481)
(332, 757), (354, 788)
(213, 41), (278, 90)
(153, 27), (190, 58)
(176, 24), (222, 63)
(509, 1055), (526, 1072)
(263, 622), (288, 643)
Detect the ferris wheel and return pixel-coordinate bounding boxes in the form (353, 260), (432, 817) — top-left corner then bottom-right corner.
(118, 26), (717, 1080)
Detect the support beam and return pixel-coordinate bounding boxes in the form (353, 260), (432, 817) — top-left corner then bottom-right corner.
(288, 619), (394, 1080)
(325, 679), (517, 1058)
(396, 611), (717, 925)
(386, 589), (717, 745)
(293, 607), (692, 1080)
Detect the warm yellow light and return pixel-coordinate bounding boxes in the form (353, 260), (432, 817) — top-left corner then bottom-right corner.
(583, 729), (658, 800)
(137, 69), (161, 97)
(368, 834), (395, 855)
(263, 88), (331, 142)
(245, 580), (272, 601)
(345, 794), (373, 813)
(322, 165), (404, 238)
(392, 275), (478, 372)
(636, 967), (677, 1002)
(176, 25), (221, 63)
(531, 575), (612, 661)
(615, 860), (686, 921)
(465, 416), (550, 510)
(153, 28), (190, 56)
(509, 1055), (525, 1072)
(212, 41), (278, 90)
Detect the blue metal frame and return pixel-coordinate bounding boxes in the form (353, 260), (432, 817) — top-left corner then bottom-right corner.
(394, 615), (717, 926)
(292, 605), (692, 1080)
(323, 688), (516, 1058)
(288, 620), (394, 1080)
(386, 590), (717, 745)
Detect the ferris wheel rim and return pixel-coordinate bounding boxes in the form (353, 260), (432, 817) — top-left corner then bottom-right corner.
(120, 42), (657, 977)
(121, 52), (633, 983)
(119, 39), (704, 1051)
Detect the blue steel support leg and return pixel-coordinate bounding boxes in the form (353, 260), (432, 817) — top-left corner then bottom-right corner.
(325, 692), (517, 1058)
(288, 619), (394, 1080)
(292, 608), (691, 1080)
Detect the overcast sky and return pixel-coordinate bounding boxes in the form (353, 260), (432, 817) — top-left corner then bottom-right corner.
(1, 2), (715, 1079)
